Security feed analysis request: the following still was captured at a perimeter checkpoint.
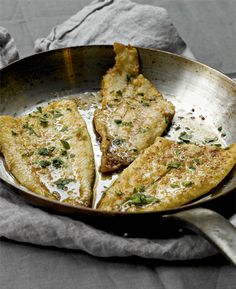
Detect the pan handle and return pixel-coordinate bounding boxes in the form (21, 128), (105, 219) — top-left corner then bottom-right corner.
(166, 208), (236, 266)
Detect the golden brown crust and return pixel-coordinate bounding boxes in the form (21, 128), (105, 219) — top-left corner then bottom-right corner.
(0, 99), (95, 207)
(94, 43), (175, 173)
(98, 137), (236, 212)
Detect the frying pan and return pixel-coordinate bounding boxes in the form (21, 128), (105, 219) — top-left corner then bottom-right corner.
(1, 45), (236, 265)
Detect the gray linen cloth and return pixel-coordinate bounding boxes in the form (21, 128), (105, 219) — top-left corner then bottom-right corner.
(0, 27), (19, 69)
(0, 0), (233, 261)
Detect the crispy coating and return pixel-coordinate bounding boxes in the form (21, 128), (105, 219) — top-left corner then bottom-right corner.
(0, 99), (95, 207)
(98, 137), (236, 212)
(94, 43), (175, 172)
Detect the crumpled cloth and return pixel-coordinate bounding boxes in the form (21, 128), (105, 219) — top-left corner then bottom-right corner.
(34, 0), (193, 57)
(0, 27), (19, 69)
(0, 0), (233, 261)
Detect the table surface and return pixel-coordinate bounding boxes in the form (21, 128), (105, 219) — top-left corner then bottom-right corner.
(0, 0), (236, 288)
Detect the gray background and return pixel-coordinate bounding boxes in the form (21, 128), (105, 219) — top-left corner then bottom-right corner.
(0, 0), (236, 288)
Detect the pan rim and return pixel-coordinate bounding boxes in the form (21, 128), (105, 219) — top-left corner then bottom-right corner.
(1, 44), (236, 217)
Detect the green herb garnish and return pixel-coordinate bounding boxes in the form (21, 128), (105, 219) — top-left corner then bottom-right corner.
(188, 165), (196, 170)
(116, 191), (124, 196)
(54, 178), (75, 190)
(204, 136), (218, 143)
(141, 100), (150, 107)
(218, 126), (223, 132)
(60, 126), (68, 132)
(194, 158), (201, 165)
(39, 160), (51, 168)
(139, 186), (145, 193)
(126, 193), (159, 206)
(61, 149), (67, 156)
(182, 181), (194, 187)
(170, 182), (180, 188)
(22, 122), (38, 136)
(122, 121), (133, 126)
(114, 119), (122, 125)
(175, 125), (181, 131)
(138, 128), (148, 133)
(167, 162), (181, 169)
(60, 139), (70, 150)
(178, 131), (192, 143)
(116, 90), (123, 97)
(11, 130), (18, 136)
(113, 138), (125, 146)
(52, 157), (64, 168)
(53, 110), (63, 118)
(40, 114), (49, 127)
(38, 146), (55, 156)
(36, 106), (42, 113)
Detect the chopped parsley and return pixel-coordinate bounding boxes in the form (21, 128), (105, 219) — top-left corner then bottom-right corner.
(167, 162), (181, 169)
(60, 139), (70, 150)
(218, 126), (222, 132)
(138, 127), (148, 133)
(204, 136), (218, 143)
(114, 119), (122, 125)
(61, 149), (67, 156)
(182, 181), (194, 187)
(54, 178), (75, 190)
(113, 138), (125, 146)
(126, 193), (159, 206)
(39, 114), (49, 127)
(53, 110), (63, 118)
(116, 90), (123, 97)
(188, 165), (196, 170)
(175, 124), (181, 131)
(141, 99), (150, 107)
(122, 121), (133, 126)
(116, 191), (124, 196)
(139, 186), (145, 193)
(11, 130), (18, 136)
(170, 182), (180, 188)
(137, 92), (144, 96)
(178, 131), (192, 143)
(194, 158), (201, 165)
(39, 160), (51, 168)
(38, 146), (55, 156)
(60, 126), (68, 132)
(22, 122), (38, 136)
(36, 106), (42, 113)
(52, 157), (64, 168)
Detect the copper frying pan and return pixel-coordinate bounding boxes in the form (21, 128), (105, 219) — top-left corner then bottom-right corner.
(0, 45), (236, 265)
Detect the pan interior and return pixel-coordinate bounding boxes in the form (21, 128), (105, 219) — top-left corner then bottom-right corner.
(0, 46), (236, 212)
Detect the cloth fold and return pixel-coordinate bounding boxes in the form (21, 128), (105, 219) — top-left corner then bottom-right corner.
(0, 0), (232, 261)
(34, 0), (188, 56)
(0, 27), (19, 69)
(0, 180), (217, 260)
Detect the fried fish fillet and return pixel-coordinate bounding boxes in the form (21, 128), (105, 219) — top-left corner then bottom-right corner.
(98, 137), (236, 212)
(0, 99), (95, 207)
(94, 43), (175, 173)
